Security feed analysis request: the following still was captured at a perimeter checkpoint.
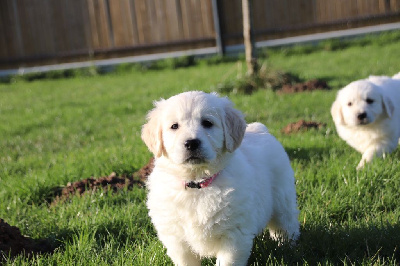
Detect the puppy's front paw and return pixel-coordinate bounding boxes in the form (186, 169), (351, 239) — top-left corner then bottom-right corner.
(357, 148), (378, 170)
(356, 160), (366, 170)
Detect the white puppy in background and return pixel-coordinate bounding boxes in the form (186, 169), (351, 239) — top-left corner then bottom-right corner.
(142, 91), (299, 266)
(331, 72), (400, 169)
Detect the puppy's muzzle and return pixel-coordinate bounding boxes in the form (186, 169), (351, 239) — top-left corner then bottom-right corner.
(184, 139), (201, 151)
(357, 112), (369, 124)
(184, 139), (206, 164)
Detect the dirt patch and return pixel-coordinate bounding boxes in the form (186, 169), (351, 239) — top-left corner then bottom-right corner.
(282, 120), (326, 134)
(278, 79), (330, 94)
(53, 157), (154, 203)
(133, 157), (154, 182)
(0, 219), (54, 259)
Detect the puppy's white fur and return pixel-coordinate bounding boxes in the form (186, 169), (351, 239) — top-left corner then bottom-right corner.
(142, 91), (299, 266)
(331, 72), (400, 169)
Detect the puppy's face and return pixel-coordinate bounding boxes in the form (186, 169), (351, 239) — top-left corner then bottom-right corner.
(142, 91), (246, 170)
(161, 95), (224, 165)
(331, 81), (393, 126)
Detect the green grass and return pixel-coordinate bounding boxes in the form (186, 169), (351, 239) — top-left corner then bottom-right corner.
(1, 31), (400, 265)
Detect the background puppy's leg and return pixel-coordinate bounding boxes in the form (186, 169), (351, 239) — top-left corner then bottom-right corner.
(357, 142), (397, 170)
(357, 144), (388, 170)
(357, 152), (372, 170)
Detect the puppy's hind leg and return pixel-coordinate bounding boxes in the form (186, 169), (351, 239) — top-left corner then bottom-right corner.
(163, 237), (201, 266)
(216, 233), (254, 266)
(268, 188), (300, 243)
(268, 211), (300, 244)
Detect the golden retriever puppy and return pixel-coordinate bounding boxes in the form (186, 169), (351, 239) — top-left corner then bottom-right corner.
(142, 91), (299, 266)
(331, 73), (400, 169)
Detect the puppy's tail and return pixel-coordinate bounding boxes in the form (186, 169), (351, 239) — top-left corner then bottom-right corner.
(246, 122), (269, 134)
(392, 72), (400, 79)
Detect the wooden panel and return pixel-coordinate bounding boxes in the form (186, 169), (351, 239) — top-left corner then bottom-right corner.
(0, 3), (7, 58)
(127, 0), (140, 44)
(134, 0), (150, 43)
(391, 0), (400, 11)
(200, 0), (215, 37)
(87, 0), (112, 49)
(109, 0), (135, 47)
(144, 0), (159, 42)
(16, 0), (37, 56)
(49, 0), (88, 53)
(219, 0), (242, 38)
(1, 0), (400, 69)
(0, 0), (23, 58)
(153, 0), (168, 42)
(393, 0), (400, 11)
(163, 0), (184, 41)
(182, 0), (204, 38)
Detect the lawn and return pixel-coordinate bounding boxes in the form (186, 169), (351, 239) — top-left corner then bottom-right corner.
(1, 31), (400, 265)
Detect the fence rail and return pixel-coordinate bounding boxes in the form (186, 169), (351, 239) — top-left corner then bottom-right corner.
(1, 0), (400, 69)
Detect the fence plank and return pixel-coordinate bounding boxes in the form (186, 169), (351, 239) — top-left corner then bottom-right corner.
(219, 0), (242, 44)
(0, 0), (22, 58)
(200, 1), (214, 37)
(164, 0), (184, 41)
(0, 2), (9, 58)
(134, 0), (149, 43)
(109, 0), (135, 47)
(392, 0), (400, 11)
(87, 0), (112, 49)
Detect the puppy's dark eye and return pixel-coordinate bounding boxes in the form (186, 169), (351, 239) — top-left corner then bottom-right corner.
(366, 98), (374, 104)
(201, 120), (213, 128)
(347, 102), (352, 107)
(171, 123), (179, 130)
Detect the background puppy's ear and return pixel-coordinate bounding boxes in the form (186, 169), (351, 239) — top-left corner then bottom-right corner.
(331, 99), (345, 125)
(382, 95), (394, 118)
(141, 103), (164, 158)
(223, 105), (247, 152)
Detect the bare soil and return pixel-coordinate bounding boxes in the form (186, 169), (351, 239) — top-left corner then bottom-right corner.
(52, 157), (154, 203)
(278, 79), (330, 94)
(282, 120), (326, 134)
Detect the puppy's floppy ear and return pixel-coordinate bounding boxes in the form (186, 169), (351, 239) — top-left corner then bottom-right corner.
(141, 101), (165, 158)
(331, 99), (345, 125)
(382, 94), (394, 118)
(222, 103), (247, 152)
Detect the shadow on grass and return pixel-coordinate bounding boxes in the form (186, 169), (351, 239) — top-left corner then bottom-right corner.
(249, 223), (400, 265)
(285, 147), (333, 162)
(0, 219), (57, 263)
(55, 219), (399, 265)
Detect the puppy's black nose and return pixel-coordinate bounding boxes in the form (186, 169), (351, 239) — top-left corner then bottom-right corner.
(184, 139), (201, 151)
(357, 112), (367, 120)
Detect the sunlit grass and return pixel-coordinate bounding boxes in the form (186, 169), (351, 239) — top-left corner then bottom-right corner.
(1, 31), (400, 265)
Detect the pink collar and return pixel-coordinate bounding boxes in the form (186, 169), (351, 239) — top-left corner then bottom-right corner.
(184, 172), (220, 189)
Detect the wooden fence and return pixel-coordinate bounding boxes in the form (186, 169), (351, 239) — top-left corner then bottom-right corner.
(1, 0), (400, 69)
(219, 0), (400, 44)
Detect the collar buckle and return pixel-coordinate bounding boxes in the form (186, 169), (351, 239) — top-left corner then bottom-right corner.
(185, 181), (201, 189)
(184, 171), (220, 190)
